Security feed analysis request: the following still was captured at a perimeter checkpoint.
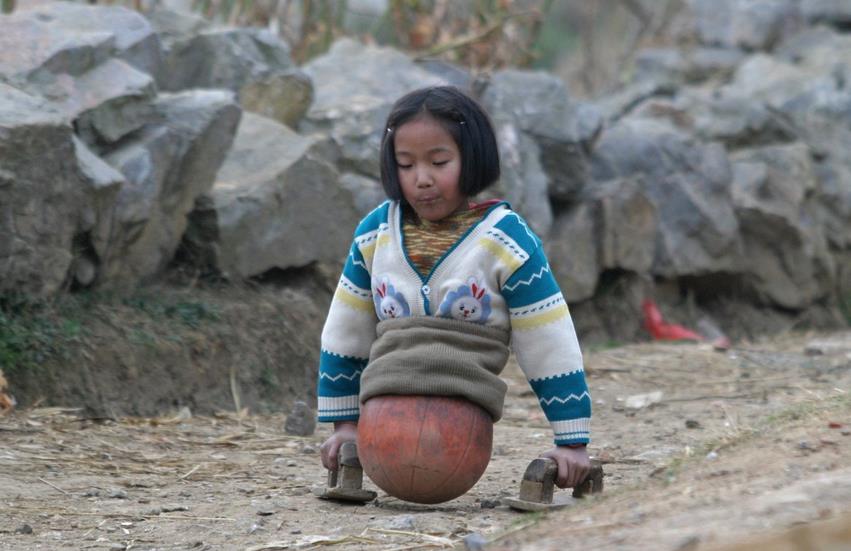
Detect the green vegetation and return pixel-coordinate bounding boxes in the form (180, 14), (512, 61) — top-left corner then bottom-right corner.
(0, 294), (84, 378)
(0, 290), (220, 377)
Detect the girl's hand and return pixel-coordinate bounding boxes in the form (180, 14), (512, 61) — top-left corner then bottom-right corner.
(539, 445), (591, 489)
(319, 421), (358, 471)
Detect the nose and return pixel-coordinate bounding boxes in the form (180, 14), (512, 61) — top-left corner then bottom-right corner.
(415, 165), (433, 188)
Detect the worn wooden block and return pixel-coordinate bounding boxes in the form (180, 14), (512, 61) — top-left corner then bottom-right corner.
(505, 458), (604, 512)
(314, 441), (377, 503)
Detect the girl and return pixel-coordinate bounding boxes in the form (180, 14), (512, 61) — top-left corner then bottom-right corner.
(317, 86), (591, 490)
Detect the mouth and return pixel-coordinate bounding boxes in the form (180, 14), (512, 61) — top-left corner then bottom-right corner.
(417, 196), (441, 204)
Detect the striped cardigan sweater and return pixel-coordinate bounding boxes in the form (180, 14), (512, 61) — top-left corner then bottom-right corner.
(317, 200), (591, 445)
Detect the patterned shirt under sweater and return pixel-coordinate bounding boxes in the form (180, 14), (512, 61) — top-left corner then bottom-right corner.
(317, 200), (592, 445)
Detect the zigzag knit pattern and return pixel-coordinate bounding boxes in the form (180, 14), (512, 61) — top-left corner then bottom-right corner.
(317, 201), (591, 444)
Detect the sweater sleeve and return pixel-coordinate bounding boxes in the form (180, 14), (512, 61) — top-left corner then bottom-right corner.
(501, 244), (591, 445)
(316, 208), (384, 422)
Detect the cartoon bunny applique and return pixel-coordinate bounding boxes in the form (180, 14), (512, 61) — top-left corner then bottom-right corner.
(437, 277), (492, 323)
(373, 276), (411, 320)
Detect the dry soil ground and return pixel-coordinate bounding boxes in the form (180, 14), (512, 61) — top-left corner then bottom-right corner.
(2, 331), (850, 551)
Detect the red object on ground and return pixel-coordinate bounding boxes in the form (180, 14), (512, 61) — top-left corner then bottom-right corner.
(642, 300), (703, 341)
(358, 395), (493, 504)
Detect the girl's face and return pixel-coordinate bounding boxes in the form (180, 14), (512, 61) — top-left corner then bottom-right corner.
(394, 114), (466, 222)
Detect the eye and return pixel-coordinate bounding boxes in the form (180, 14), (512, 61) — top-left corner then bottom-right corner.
(433, 160), (449, 166)
(397, 163), (412, 170)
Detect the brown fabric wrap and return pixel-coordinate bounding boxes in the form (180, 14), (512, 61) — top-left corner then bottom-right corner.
(359, 316), (511, 421)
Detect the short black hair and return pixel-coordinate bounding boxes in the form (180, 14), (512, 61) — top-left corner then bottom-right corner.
(379, 86), (500, 201)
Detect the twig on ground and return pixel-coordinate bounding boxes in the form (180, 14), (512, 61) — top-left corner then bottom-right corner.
(38, 477), (70, 495)
(179, 464), (203, 480)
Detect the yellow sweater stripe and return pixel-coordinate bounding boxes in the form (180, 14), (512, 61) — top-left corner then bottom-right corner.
(333, 287), (373, 312)
(511, 303), (570, 330)
(478, 238), (523, 272)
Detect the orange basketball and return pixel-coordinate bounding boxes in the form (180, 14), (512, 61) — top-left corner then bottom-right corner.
(358, 395), (493, 504)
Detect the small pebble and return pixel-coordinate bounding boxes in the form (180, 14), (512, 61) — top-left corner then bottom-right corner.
(161, 504), (189, 513)
(464, 532), (487, 550)
(108, 489), (128, 499)
(83, 488), (101, 497)
(284, 401), (316, 436)
(15, 524), (33, 535)
(685, 419), (701, 429)
(290, 529), (302, 535)
(286, 460), (297, 467)
(705, 451), (718, 461)
(480, 499), (500, 509)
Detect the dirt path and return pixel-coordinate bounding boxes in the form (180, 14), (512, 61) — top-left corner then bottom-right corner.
(2, 331), (850, 551)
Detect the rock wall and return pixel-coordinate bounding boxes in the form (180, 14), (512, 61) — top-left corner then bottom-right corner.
(2, 0), (850, 341)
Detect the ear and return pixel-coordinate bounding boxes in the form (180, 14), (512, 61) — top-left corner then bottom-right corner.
(471, 283), (479, 297)
(377, 283), (386, 297)
(475, 286), (485, 300)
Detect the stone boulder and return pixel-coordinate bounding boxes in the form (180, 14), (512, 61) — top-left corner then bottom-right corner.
(0, 1), (163, 79)
(339, 173), (386, 217)
(159, 27), (312, 128)
(480, 70), (600, 202)
(591, 117), (740, 278)
(488, 121), (552, 236)
(677, 0), (803, 52)
(548, 202), (598, 301)
(722, 53), (829, 108)
(547, 177), (657, 302)
(300, 38), (446, 178)
(99, 90), (241, 287)
(631, 91), (799, 149)
(633, 47), (746, 87)
(778, 86), (851, 250)
(730, 143), (835, 308)
(801, 0), (851, 26)
(182, 113), (360, 280)
(0, 83), (122, 296)
(0, 4), (161, 148)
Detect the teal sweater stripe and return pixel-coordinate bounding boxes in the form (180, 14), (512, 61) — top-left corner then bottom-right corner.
(317, 350), (366, 398)
(342, 241), (371, 289)
(501, 247), (561, 307)
(529, 371), (592, 422)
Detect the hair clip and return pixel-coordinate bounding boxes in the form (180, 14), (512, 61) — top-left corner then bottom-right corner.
(459, 121), (466, 125)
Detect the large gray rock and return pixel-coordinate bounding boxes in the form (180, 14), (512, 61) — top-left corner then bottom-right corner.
(99, 90), (241, 287)
(586, 178), (657, 274)
(0, 3), (161, 147)
(339, 172), (386, 216)
(548, 203), (599, 302)
(489, 120), (552, 236)
(591, 117), (740, 278)
(777, 83), (851, 249)
(722, 54), (829, 108)
(680, 0), (803, 51)
(160, 27), (312, 128)
(634, 47), (746, 87)
(0, 83), (121, 296)
(480, 70), (598, 202)
(730, 143), (835, 309)
(301, 38), (445, 178)
(183, 113), (360, 280)
(633, 90), (799, 148)
(801, 0), (851, 25)
(0, 1), (163, 79)
(55, 59), (157, 146)
(547, 177), (658, 303)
